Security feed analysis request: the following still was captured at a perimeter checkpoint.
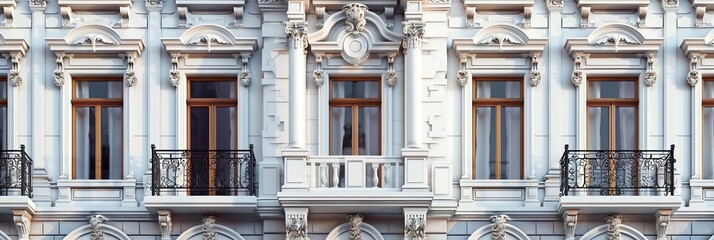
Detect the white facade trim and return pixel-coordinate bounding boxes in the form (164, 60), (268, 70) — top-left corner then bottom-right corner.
(580, 224), (647, 240)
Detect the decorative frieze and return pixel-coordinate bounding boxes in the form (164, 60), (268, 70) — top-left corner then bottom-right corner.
(402, 22), (425, 50)
(12, 210), (31, 240)
(347, 214), (364, 240)
(53, 53), (66, 88)
(202, 216), (217, 240)
(605, 215), (622, 240)
(88, 215), (107, 240)
(8, 53), (22, 87)
(490, 215), (510, 240)
(385, 52), (397, 87)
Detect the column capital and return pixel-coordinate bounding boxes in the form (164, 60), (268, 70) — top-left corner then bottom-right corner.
(285, 21), (309, 51)
(402, 21), (425, 50)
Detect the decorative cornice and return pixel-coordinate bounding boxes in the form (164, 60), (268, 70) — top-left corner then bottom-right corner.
(402, 21), (425, 50)
(490, 215), (510, 240)
(88, 215), (107, 240)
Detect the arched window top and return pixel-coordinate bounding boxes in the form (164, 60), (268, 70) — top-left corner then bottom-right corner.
(586, 23), (646, 46)
(63, 224), (131, 240)
(179, 24), (237, 46)
(580, 224), (647, 240)
(473, 24), (531, 47)
(176, 224), (246, 240)
(467, 223), (531, 240)
(64, 25), (123, 46)
(325, 222), (385, 240)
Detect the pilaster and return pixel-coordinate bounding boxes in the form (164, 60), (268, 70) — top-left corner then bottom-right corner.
(29, 0), (51, 207)
(544, 0), (564, 207)
(145, 0), (162, 196)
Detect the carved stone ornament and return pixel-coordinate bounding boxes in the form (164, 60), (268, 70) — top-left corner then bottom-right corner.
(187, 35), (231, 53)
(239, 54), (252, 87)
(688, 52), (701, 87)
(125, 54), (138, 87)
(490, 215), (510, 240)
(285, 22), (309, 52)
(547, 0), (563, 7)
(385, 52), (397, 87)
(13, 210), (31, 240)
(662, 0), (678, 7)
(169, 52), (182, 87)
(457, 54), (469, 87)
(313, 53), (325, 87)
(147, 0), (161, 5)
(643, 53), (656, 87)
(54, 54), (66, 88)
(158, 210), (172, 240)
(88, 215), (107, 240)
(8, 54), (22, 87)
(592, 35), (641, 53)
(202, 216), (217, 240)
(563, 210), (578, 240)
(29, 0), (46, 8)
(71, 35), (118, 52)
(477, 34), (525, 51)
(343, 3), (368, 34)
(529, 52), (542, 87)
(286, 215), (308, 240)
(605, 215), (622, 240)
(402, 22), (425, 50)
(404, 215), (426, 240)
(570, 52), (585, 87)
(656, 210), (671, 240)
(347, 214), (364, 240)
(341, 34), (370, 66)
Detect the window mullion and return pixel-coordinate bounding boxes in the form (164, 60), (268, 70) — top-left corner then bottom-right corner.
(95, 105), (102, 179)
(352, 104), (359, 155)
(495, 105), (502, 180)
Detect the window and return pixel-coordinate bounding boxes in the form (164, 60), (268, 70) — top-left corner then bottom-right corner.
(329, 78), (381, 155)
(72, 78), (123, 179)
(187, 78), (237, 195)
(472, 78), (523, 180)
(587, 79), (638, 150)
(703, 79), (714, 178)
(0, 78), (5, 151)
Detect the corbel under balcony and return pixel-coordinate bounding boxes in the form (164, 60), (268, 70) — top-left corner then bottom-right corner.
(0, 0), (15, 28)
(576, 0), (649, 28)
(464, 0), (535, 28)
(176, 0), (245, 28)
(58, 0), (132, 28)
(693, 0), (714, 27)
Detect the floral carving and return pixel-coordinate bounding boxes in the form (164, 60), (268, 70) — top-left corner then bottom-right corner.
(491, 215), (510, 240)
(347, 214), (364, 240)
(605, 215), (622, 240)
(547, 0), (563, 7)
(529, 53), (541, 87)
(54, 54), (66, 88)
(240, 54), (251, 87)
(186, 35), (232, 52)
(202, 216), (217, 240)
(343, 3), (368, 34)
(688, 52), (701, 87)
(286, 215), (308, 240)
(8, 55), (22, 87)
(169, 53), (182, 87)
(71, 35), (118, 52)
(88, 215), (106, 240)
(662, 0), (678, 7)
(385, 52), (397, 87)
(29, 0), (46, 8)
(285, 22), (309, 51)
(404, 215), (425, 240)
(146, 0), (161, 5)
(402, 22), (425, 50)
(125, 54), (138, 87)
(643, 53), (656, 87)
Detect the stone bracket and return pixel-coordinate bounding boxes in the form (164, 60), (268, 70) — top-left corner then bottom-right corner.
(285, 207), (309, 240)
(563, 209), (578, 240)
(237, 53), (251, 87)
(13, 209), (32, 240)
(8, 52), (22, 87)
(158, 210), (172, 240)
(313, 52), (325, 87)
(385, 52), (397, 87)
(169, 52), (184, 87)
(688, 52), (703, 87)
(404, 207), (427, 240)
(54, 52), (67, 88)
(656, 209), (672, 240)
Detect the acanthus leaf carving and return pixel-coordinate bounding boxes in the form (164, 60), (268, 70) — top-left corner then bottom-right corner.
(88, 215), (107, 240)
(202, 216), (217, 240)
(13, 210), (31, 240)
(605, 215), (622, 240)
(313, 52), (325, 87)
(662, 0), (678, 8)
(286, 213), (309, 240)
(158, 210), (172, 240)
(490, 215), (510, 240)
(477, 34), (525, 52)
(457, 54), (469, 87)
(343, 3), (368, 34)
(529, 52), (542, 87)
(9, 54), (22, 87)
(643, 52), (656, 87)
(688, 52), (701, 87)
(347, 214), (364, 240)
(402, 22), (425, 50)
(404, 214), (426, 240)
(285, 21), (309, 53)
(385, 52), (397, 87)
(71, 35), (118, 52)
(146, 0), (161, 5)
(29, 0), (46, 8)
(592, 34), (641, 52)
(547, 0), (563, 8)
(656, 210), (671, 240)
(54, 53), (66, 88)
(186, 35), (232, 53)
(563, 210), (578, 240)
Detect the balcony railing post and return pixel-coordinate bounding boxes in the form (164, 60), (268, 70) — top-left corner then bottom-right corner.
(670, 144), (675, 196)
(249, 144), (256, 196)
(151, 144), (157, 196)
(560, 144), (569, 196)
(20, 144), (27, 197)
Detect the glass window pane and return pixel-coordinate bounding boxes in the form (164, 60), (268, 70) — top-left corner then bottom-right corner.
(215, 107), (237, 150)
(588, 107), (610, 150)
(0, 81), (6, 99)
(331, 81), (379, 99)
(474, 107), (496, 179)
(474, 81), (521, 99)
(330, 107), (353, 155)
(190, 107), (210, 150)
(357, 107), (379, 155)
(500, 107), (521, 179)
(615, 107), (636, 150)
(705, 81), (714, 99)
(101, 107), (122, 179)
(75, 81), (122, 99)
(588, 81), (636, 99)
(704, 107), (714, 178)
(0, 107), (5, 151)
(75, 107), (95, 179)
(190, 81), (236, 98)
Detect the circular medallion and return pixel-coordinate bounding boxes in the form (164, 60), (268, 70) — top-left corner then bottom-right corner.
(341, 34), (370, 66)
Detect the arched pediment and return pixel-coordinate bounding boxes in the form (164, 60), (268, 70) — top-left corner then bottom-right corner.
(308, 7), (402, 43)
(63, 224), (131, 240)
(467, 223), (531, 240)
(64, 25), (122, 46)
(586, 23), (645, 46)
(179, 24), (237, 46)
(472, 24), (530, 48)
(325, 222), (385, 240)
(176, 224), (246, 240)
(580, 224), (647, 240)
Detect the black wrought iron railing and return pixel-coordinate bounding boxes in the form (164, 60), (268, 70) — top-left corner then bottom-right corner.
(0, 145), (33, 197)
(560, 144), (675, 196)
(151, 144), (257, 196)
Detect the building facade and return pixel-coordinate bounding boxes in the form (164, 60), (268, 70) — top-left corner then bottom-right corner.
(0, 0), (713, 239)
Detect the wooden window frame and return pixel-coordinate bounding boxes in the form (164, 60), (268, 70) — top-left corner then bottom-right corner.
(328, 77), (382, 156)
(71, 77), (124, 180)
(471, 77), (524, 180)
(703, 78), (714, 178)
(186, 77), (238, 195)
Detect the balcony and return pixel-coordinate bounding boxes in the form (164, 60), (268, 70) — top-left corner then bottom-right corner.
(558, 145), (681, 215)
(144, 145), (258, 214)
(278, 154), (433, 214)
(0, 145), (35, 214)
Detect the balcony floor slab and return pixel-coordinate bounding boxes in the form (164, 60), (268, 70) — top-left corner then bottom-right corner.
(277, 191), (433, 214)
(0, 196), (36, 214)
(144, 196), (258, 215)
(558, 195), (681, 215)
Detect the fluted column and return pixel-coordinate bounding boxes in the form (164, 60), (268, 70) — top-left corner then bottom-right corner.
(285, 21), (308, 149)
(402, 21), (425, 149)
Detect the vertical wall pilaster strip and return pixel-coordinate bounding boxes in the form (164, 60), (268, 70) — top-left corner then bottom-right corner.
(547, 3), (563, 174)
(146, 2), (161, 178)
(663, 3), (683, 191)
(30, 1), (50, 206)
